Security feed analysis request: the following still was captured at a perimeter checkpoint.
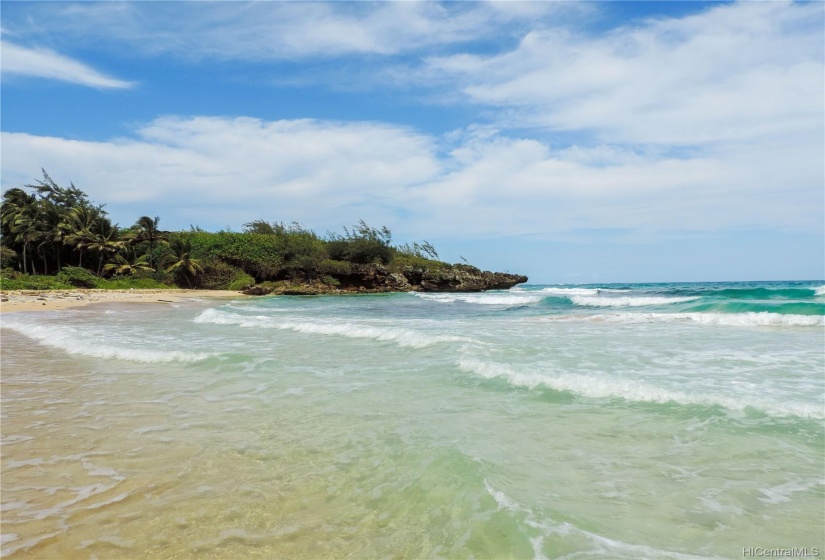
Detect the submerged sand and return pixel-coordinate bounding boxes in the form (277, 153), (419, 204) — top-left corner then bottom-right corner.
(0, 289), (246, 314)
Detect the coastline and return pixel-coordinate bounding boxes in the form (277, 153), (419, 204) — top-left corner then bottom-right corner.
(0, 289), (246, 314)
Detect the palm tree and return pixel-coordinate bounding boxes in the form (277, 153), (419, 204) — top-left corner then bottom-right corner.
(1, 189), (37, 274)
(11, 210), (40, 274)
(85, 218), (123, 275)
(164, 238), (203, 288)
(133, 216), (165, 269)
(33, 201), (70, 273)
(63, 203), (101, 269)
(104, 249), (155, 276)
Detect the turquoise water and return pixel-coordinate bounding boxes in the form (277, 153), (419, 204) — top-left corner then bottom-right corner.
(1, 281), (823, 558)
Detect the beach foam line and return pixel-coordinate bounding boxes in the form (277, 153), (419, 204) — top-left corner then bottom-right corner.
(412, 292), (544, 306)
(194, 308), (475, 348)
(536, 287), (628, 296)
(458, 357), (823, 419)
(570, 295), (699, 307)
(1, 321), (215, 363)
(538, 312), (824, 327)
(483, 480), (717, 560)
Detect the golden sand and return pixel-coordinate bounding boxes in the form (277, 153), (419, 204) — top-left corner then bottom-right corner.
(0, 289), (247, 314)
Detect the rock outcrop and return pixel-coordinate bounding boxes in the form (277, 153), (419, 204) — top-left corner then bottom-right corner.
(242, 264), (527, 296)
(417, 267), (528, 292)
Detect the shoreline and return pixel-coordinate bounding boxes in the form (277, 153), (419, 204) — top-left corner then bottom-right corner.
(0, 289), (247, 314)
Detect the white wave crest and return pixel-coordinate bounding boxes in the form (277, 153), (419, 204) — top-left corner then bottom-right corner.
(2, 322), (214, 363)
(570, 296), (699, 307)
(814, 285), (825, 296)
(482, 480), (718, 560)
(194, 309), (473, 348)
(540, 312), (824, 327)
(413, 293), (543, 306)
(458, 357), (823, 419)
(537, 287), (629, 296)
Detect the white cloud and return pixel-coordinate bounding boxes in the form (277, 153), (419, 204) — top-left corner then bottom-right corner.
(0, 39), (134, 89)
(0, 117), (441, 230)
(2, 116), (821, 240)
(6, 2), (583, 61)
(424, 1), (824, 146)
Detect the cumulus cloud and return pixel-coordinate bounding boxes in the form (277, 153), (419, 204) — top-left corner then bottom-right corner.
(423, 1), (824, 146)
(2, 116), (821, 239)
(5, 2), (581, 61)
(0, 39), (134, 88)
(1, 2), (821, 250)
(0, 117), (441, 230)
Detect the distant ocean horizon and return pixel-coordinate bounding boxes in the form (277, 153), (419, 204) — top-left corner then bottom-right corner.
(2, 279), (823, 558)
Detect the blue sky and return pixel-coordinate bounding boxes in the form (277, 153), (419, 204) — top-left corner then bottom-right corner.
(2, 1), (823, 283)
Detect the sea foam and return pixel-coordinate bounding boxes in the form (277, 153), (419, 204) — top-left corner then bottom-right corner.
(482, 480), (717, 560)
(194, 308), (474, 348)
(536, 287), (630, 296)
(458, 357), (823, 419)
(413, 292), (543, 306)
(570, 296), (699, 307)
(539, 312), (824, 327)
(2, 322), (214, 363)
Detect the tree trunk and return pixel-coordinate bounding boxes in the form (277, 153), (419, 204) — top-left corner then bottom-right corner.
(78, 249), (83, 268)
(98, 255), (104, 276)
(22, 243), (28, 275)
(56, 244), (62, 272)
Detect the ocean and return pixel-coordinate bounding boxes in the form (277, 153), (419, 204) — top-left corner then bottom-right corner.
(1, 281), (823, 559)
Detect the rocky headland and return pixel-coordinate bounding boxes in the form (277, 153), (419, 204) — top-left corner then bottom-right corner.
(242, 264), (527, 296)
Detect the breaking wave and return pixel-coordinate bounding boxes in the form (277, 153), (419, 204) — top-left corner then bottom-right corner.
(412, 292), (543, 307)
(570, 296), (699, 307)
(458, 357), (823, 419)
(538, 312), (824, 327)
(194, 308), (474, 348)
(1, 322), (214, 363)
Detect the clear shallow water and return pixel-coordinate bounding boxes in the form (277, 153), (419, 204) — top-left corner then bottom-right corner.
(1, 281), (823, 559)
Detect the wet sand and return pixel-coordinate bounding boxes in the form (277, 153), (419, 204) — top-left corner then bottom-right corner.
(0, 289), (247, 314)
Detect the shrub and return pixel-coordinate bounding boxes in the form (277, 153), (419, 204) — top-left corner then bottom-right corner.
(318, 259), (353, 276)
(56, 266), (99, 288)
(0, 273), (73, 290)
(187, 232), (284, 280)
(388, 254), (450, 274)
(321, 275), (340, 287)
(326, 221), (393, 265)
(227, 275), (256, 291)
(97, 277), (174, 290)
(0, 246), (18, 270)
(197, 259), (255, 290)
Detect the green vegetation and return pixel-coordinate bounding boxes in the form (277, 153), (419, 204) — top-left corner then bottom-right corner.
(1, 170), (454, 291)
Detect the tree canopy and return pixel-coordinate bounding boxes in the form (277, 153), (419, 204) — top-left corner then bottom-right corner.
(1, 171), (448, 290)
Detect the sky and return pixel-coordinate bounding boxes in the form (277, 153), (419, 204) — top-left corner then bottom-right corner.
(1, 1), (823, 284)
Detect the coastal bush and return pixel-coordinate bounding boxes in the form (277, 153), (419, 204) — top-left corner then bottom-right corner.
(318, 259), (353, 277)
(3, 171), (489, 292)
(227, 275), (256, 291)
(327, 221), (392, 265)
(0, 246), (18, 269)
(56, 266), (99, 288)
(97, 277), (174, 290)
(452, 263), (482, 275)
(0, 273), (73, 290)
(321, 275), (340, 287)
(187, 232), (284, 280)
(197, 259), (254, 290)
(388, 253), (450, 274)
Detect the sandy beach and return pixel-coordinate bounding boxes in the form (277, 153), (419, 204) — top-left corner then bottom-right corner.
(0, 289), (246, 314)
